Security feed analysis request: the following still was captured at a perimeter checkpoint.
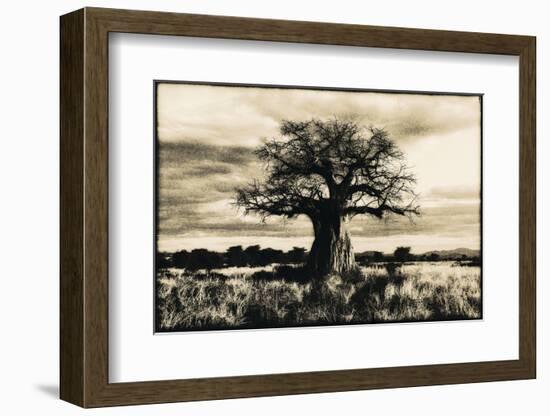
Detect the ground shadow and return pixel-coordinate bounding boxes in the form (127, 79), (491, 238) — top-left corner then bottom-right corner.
(35, 384), (58, 399)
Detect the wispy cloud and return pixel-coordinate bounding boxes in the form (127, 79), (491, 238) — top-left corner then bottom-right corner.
(157, 84), (481, 146)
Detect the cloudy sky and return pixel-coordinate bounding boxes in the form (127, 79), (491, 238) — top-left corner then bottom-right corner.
(156, 82), (481, 254)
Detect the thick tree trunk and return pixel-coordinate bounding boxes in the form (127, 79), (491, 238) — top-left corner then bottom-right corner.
(307, 214), (356, 277)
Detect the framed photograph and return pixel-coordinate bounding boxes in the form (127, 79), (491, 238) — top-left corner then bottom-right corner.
(60, 7), (536, 407)
(153, 81), (484, 333)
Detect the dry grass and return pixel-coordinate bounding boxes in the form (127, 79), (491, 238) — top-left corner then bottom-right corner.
(156, 262), (481, 331)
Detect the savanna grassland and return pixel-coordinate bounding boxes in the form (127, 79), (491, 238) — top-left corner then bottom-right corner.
(156, 261), (481, 331)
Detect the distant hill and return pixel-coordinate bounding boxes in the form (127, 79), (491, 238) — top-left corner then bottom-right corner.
(357, 250), (384, 256)
(355, 248), (480, 259)
(421, 248), (480, 259)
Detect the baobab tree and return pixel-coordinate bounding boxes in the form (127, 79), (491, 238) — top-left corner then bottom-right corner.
(235, 118), (419, 277)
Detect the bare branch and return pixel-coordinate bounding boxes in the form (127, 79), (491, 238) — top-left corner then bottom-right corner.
(235, 118), (420, 222)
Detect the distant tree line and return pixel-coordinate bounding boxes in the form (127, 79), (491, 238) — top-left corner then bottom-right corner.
(356, 246), (480, 265)
(157, 245), (307, 271)
(157, 245), (480, 271)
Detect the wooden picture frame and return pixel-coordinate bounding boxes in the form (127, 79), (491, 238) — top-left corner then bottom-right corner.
(60, 7), (536, 408)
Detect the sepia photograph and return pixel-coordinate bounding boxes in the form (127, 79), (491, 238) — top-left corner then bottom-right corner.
(154, 82), (482, 332)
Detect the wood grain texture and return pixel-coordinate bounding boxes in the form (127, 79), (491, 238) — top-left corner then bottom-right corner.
(59, 7), (537, 408)
(89, 7), (532, 54)
(59, 8), (84, 407)
(518, 38), (537, 376)
(83, 11), (110, 407)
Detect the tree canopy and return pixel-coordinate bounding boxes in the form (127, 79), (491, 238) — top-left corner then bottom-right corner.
(235, 118), (419, 223)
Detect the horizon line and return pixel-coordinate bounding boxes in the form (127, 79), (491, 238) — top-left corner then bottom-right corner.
(158, 246), (481, 255)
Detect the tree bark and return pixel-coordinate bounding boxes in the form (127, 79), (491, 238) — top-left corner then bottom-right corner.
(307, 214), (356, 277)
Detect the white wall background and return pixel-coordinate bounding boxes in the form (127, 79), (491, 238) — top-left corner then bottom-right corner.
(0, 0), (545, 414)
